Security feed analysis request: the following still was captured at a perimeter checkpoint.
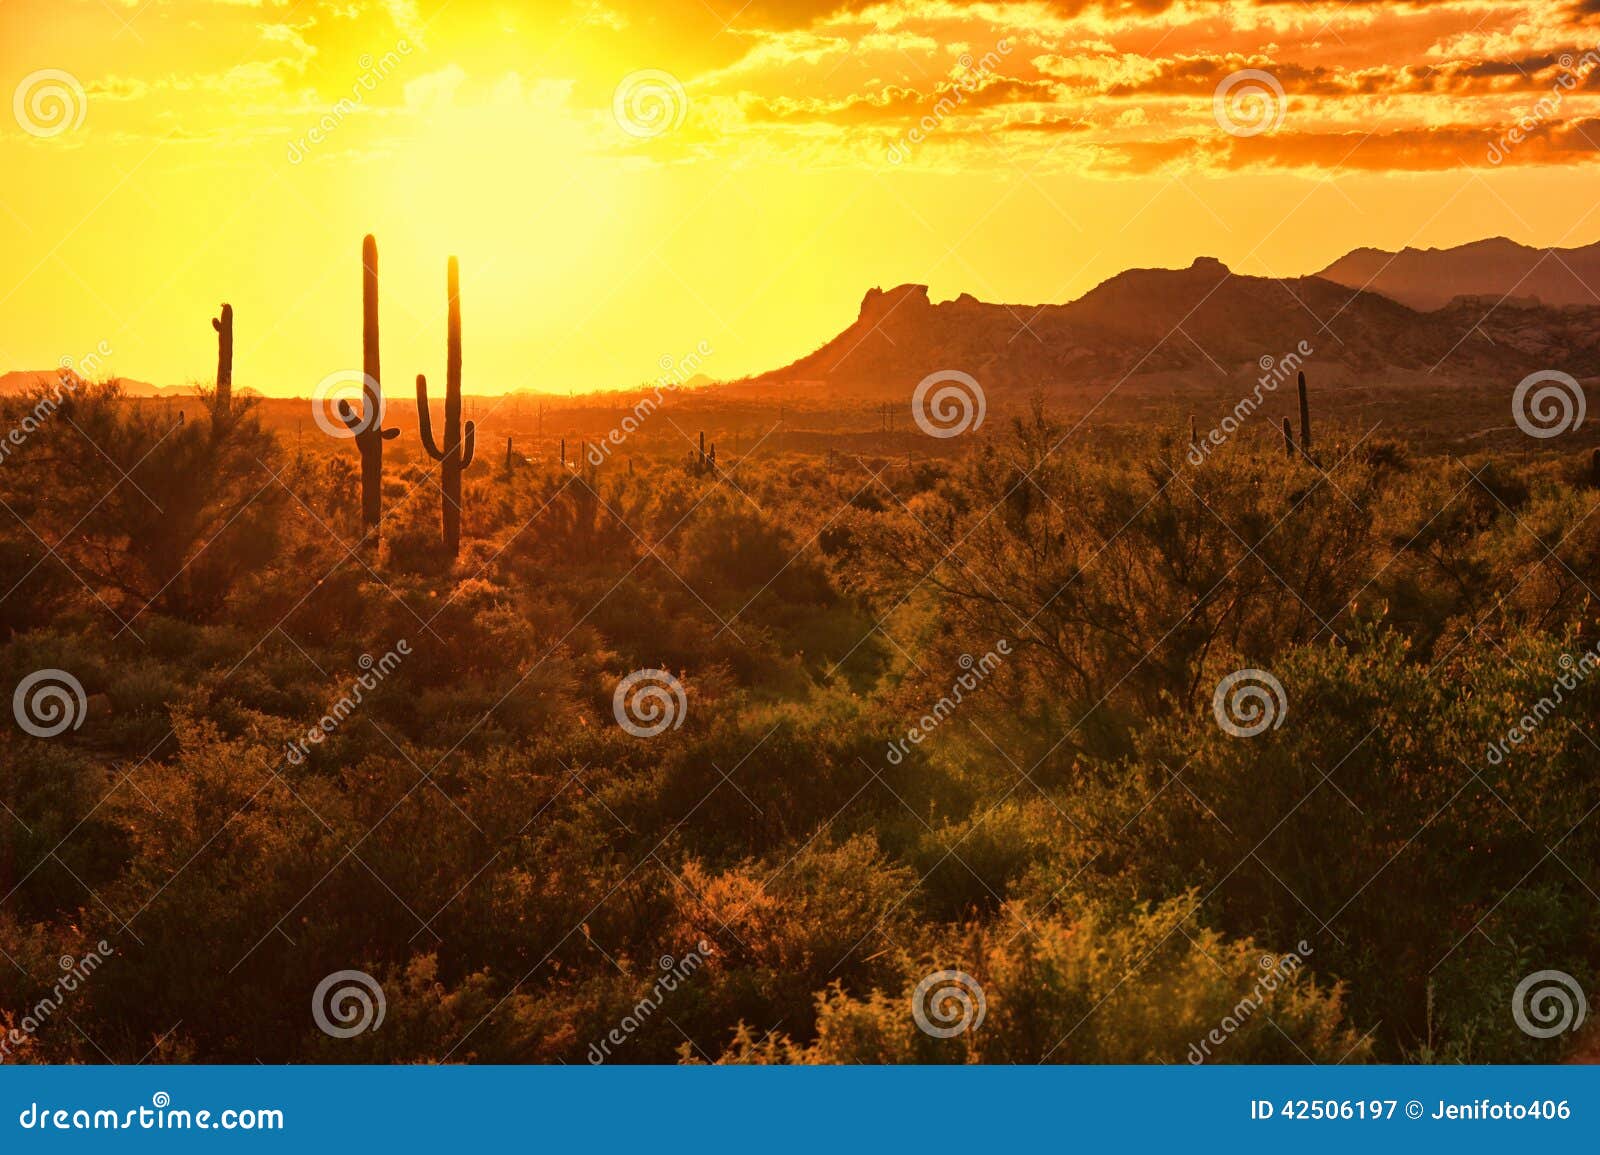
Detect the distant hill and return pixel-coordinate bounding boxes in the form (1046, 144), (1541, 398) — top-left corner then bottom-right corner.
(0, 370), (172, 397)
(1316, 237), (1600, 311)
(0, 369), (77, 396)
(737, 257), (1600, 396)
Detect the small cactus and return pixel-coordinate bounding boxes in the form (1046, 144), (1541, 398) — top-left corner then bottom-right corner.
(416, 256), (476, 558)
(1282, 416), (1294, 460)
(505, 436), (513, 473)
(340, 235), (400, 543)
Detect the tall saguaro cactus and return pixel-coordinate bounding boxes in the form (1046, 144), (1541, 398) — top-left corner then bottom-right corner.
(416, 256), (477, 557)
(340, 235), (399, 545)
(1297, 370), (1312, 458)
(211, 303), (233, 426)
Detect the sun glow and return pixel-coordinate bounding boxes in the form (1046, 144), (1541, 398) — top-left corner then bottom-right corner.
(5, 0), (1600, 394)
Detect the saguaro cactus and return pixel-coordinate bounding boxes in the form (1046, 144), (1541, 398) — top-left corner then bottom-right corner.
(1297, 370), (1312, 458)
(211, 303), (233, 425)
(1282, 417), (1294, 460)
(416, 257), (476, 557)
(340, 235), (399, 543)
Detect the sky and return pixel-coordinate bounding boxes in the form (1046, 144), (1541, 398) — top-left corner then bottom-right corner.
(5, 0), (1600, 394)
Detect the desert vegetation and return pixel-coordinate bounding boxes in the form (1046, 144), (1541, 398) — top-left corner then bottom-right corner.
(2, 250), (1598, 1066)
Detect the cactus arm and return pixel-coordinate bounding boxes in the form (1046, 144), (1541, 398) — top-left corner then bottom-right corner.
(382, 427), (400, 440)
(460, 419), (476, 469)
(415, 373), (444, 459)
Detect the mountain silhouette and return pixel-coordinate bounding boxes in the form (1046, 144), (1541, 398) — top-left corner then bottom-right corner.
(740, 256), (1600, 395)
(1316, 236), (1600, 311)
(10, 240), (1600, 399)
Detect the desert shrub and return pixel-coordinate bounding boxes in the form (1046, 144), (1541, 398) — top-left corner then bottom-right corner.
(0, 383), (283, 621)
(856, 410), (1386, 759)
(710, 896), (1365, 1064)
(1077, 619), (1600, 1058)
(5, 395), (1598, 1066)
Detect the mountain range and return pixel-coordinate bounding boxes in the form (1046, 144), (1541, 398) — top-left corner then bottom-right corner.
(740, 239), (1600, 395)
(1315, 236), (1600, 311)
(7, 237), (1600, 398)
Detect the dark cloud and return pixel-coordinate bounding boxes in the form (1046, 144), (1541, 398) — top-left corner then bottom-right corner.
(744, 76), (1060, 124)
(1062, 118), (1600, 174)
